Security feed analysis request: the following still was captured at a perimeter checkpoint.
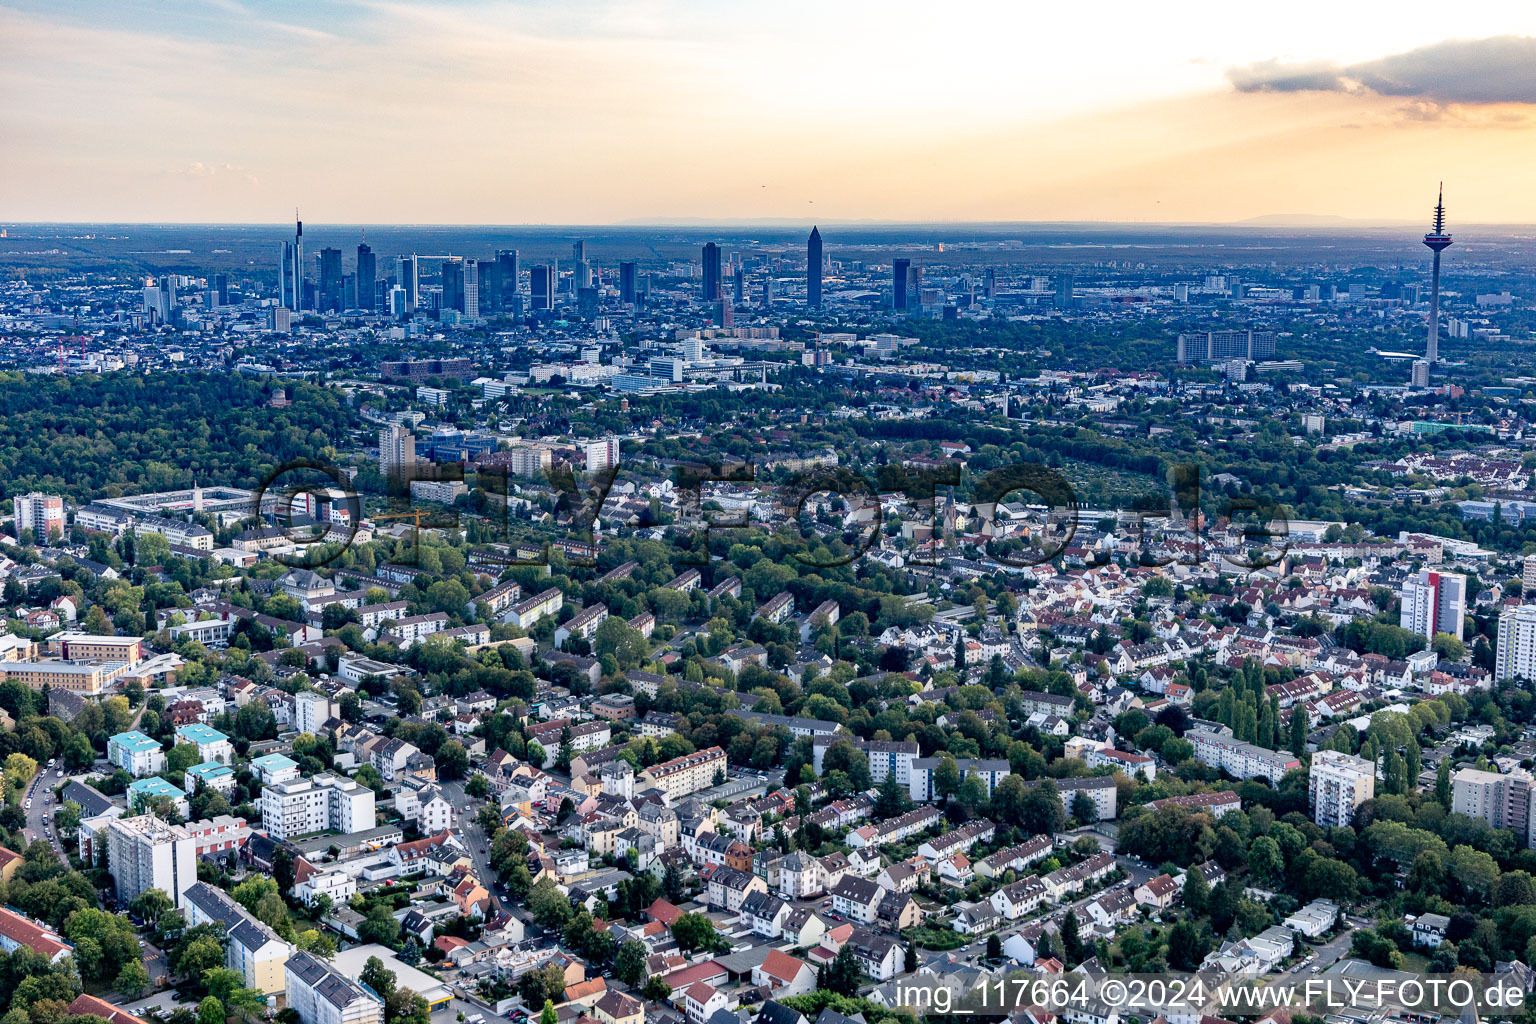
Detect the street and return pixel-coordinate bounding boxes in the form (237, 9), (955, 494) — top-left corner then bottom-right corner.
(436, 776), (505, 918)
(22, 765), (68, 857)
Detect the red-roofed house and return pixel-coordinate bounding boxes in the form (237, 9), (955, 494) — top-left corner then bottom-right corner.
(0, 907), (71, 963)
(683, 983), (727, 1024)
(645, 898), (683, 927)
(750, 950), (815, 997)
(68, 996), (147, 1024)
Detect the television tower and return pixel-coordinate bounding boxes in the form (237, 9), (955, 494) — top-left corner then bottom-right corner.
(1423, 183), (1452, 364)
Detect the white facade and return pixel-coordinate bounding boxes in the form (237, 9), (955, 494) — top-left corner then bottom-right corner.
(261, 775), (376, 840)
(106, 814), (197, 908)
(1497, 604), (1536, 683)
(294, 691), (334, 735)
(286, 951), (384, 1024)
(14, 493), (64, 542)
(1308, 750), (1375, 827)
(1399, 569), (1466, 641)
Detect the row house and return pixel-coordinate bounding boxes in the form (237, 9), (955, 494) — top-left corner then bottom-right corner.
(976, 836), (1054, 879)
(990, 876), (1047, 921)
(916, 820), (995, 862)
(1042, 852), (1116, 899)
(846, 805), (943, 848)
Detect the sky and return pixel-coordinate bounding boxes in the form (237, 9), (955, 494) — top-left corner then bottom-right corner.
(4, 0), (1536, 224)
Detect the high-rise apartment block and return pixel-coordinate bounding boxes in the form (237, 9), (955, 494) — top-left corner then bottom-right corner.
(1399, 569), (1466, 641)
(1176, 330), (1277, 364)
(1452, 767), (1534, 846)
(585, 437), (621, 473)
(379, 424), (415, 475)
(260, 774), (376, 841)
(1497, 603), (1536, 682)
(107, 814), (197, 908)
(1308, 750), (1375, 827)
(13, 493), (64, 542)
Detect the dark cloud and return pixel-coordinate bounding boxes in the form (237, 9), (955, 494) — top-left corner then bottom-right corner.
(1227, 36), (1536, 105)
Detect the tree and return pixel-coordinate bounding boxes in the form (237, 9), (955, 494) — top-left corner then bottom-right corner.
(642, 977), (672, 1002)
(385, 988), (431, 1024)
(1436, 760), (1452, 808)
(1183, 864), (1210, 915)
(115, 960), (150, 999)
(1060, 911), (1085, 966)
(933, 755), (962, 801)
(1432, 632), (1466, 662)
(1247, 836), (1284, 888)
(1070, 791), (1098, 825)
(1288, 707), (1307, 756)
(539, 1001), (557, 1024)
(361, 957), (397, 1003)
(529, 878), (574, 931)
(671, 912), (721, 954)
(1166, 918), (1208, 971)
(615, 940), (647, 987)
(435, 741), (469, 780)
(985, 934), (1002, 961)
(198, 997), (225, 1024)
(824, 945), (861, 996)
(359, 904), (401, 948)
(1019, 780), (1065, 835)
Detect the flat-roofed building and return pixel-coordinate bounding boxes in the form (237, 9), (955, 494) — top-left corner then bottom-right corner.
(0, 658), (125, 695)
(106, 814), (196, 908)
(48, 631), (144, 665)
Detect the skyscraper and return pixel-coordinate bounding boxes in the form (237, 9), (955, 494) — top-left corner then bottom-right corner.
(530, 265), (552, 310)
(892, 258), (910, 310)
(1400, 569), (1466, 642)
(356, 241), (375, 310)
(807, 226), (823, 308)
(496, 250), (519, 309)
(213, 273), (229, 306)
(477, 258), (500, 313)
(733, 267), (744, 306)
(619, 262), (637, 305)
(318, 247), (343, 312)
(1056, 274), (1074, 308)
(1423, 183), (1453, 365)
(462, 258), (479, 316)
(702, 242), (722, 302)
(291, 212), (305, 311)
(442, 257), (465, 312)
(396, 256), (417, 312)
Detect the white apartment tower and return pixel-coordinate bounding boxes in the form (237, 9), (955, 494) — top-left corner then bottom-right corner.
(378, 424), (416, 475)
(1399, 569), (1466, 642)
(585, 437), (621, 473)
(1308, 750), (1376, 827)
(1498, 603), (1536, 682)
(13, 493), (64, 543)
(1452, 767), (1535, 846)
(107, 814), (197, 908)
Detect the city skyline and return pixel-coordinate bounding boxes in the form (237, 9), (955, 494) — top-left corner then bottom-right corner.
(4, 1), (1536, 223)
